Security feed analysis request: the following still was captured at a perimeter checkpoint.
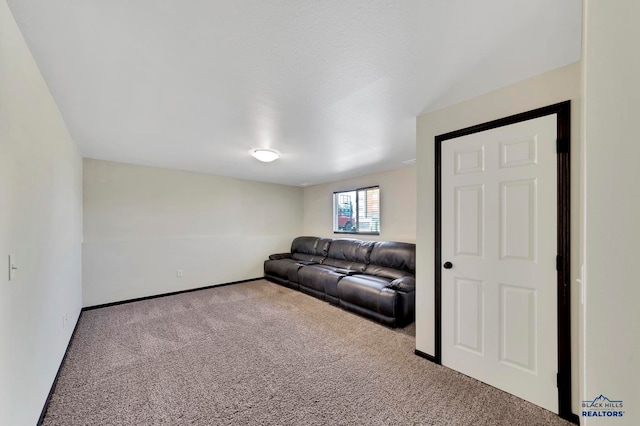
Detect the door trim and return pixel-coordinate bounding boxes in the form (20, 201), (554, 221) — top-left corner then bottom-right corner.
(434, 101), (575, 422)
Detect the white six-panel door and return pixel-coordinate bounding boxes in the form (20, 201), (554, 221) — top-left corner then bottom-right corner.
(441, 114), (558, 412)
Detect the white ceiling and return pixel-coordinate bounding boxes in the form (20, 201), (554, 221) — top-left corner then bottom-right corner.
(7, 0), (582, 186)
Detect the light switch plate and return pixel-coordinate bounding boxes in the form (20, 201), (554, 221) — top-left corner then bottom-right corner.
(8, 255), (16, 281)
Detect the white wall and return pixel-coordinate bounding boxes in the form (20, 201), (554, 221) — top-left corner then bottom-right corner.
(415, 62), (582, 413)
(582, 2), (640, 424)
(0, 1), (83, 425)
(302, 165), (416, 243)
(83, 159), (303, 306)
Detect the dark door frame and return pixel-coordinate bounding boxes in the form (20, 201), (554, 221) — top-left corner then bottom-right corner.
(431, 101), (576, 423)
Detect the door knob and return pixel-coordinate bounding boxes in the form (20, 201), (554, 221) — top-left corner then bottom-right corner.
(443, 262), (453, 269)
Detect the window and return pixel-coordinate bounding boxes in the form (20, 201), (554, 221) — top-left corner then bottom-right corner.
(333, 186), (380, 235)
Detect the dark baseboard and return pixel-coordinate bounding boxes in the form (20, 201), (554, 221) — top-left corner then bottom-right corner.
(414, 349), (438, 364)
(37, 311), (84, 425)
(82, 277), (263, 311)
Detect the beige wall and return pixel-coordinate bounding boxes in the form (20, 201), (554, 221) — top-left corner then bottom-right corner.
(583, 1), (639, 424)
(302, 165), (416, 243)
(0, 1), (83, 424)
(83, 159), (303, 306)
(415, 62), (582, 413)
(83, 159), (416, 306)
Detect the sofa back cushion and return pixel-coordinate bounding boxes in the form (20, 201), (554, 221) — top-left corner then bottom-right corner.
(291, 236), (331, 263)
(365, 241), (416, 280)
(322, 239), (374, 272)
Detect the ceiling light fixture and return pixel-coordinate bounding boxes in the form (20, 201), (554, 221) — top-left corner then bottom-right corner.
(250, 148), (280, 163)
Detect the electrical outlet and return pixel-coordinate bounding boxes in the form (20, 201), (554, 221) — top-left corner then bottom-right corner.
(177, 269), (183, 278)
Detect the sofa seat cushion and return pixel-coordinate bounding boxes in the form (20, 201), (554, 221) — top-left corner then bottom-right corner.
(337, 275), (398, 318)
(297, 265), (347, 297)
(292, 253), (324, 263)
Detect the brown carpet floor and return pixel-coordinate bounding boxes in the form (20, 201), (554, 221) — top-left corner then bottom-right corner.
(42, 280), (574, 425)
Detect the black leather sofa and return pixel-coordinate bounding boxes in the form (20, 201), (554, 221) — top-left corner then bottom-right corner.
(264, 236), (415, 327)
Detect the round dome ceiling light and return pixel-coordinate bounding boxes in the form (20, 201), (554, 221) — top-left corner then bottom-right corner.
(250, 148), (280, 163)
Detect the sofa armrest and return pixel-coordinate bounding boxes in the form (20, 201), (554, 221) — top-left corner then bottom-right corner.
(387, 276), (415, 292)
(269, 253), (292, 260)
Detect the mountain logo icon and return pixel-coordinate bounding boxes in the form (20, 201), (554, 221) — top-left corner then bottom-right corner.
(582, 394), (623, 408)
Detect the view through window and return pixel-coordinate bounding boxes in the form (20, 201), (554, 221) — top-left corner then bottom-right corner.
(333, 186), (380, 234)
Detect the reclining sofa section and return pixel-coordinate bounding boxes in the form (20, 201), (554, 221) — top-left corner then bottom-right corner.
(264, 236), (415, 328)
